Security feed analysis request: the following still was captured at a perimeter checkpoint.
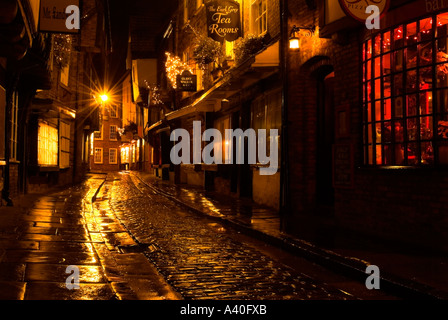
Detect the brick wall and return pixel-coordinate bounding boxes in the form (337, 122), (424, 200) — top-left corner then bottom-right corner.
(90, 116), (122, 172)
(285, 0), (448, 251)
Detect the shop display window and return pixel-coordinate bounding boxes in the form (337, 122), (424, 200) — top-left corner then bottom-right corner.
(363, 12), (448, 166)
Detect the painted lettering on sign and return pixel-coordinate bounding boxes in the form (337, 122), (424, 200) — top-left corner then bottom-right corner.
(206, 0), (241, 42)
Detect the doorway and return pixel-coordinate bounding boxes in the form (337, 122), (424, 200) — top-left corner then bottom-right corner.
(316, 70), (335, 212)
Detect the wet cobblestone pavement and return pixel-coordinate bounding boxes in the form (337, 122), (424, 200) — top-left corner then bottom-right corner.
(105, 172), (353, 300)
(1, 172), (400, 300)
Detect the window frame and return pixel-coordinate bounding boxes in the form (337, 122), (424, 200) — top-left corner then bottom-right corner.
(94, 125), (103, 140)
(109, 125), (118, 141)
(251, 0), (268, 36)
(109, 148), (118, 164)
(110, 104), (118, 118)
(38, 120), (59, 167)
(362, 11), (448, 167)
(94, 147), (103, 164)
(59, 121), (71, 169)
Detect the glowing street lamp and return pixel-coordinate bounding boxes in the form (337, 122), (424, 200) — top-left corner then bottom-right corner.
(100, 94), (109, 102)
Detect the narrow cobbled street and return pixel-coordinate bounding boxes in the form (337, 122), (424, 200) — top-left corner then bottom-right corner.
(0, 173), (399, 300)
(93, 172), (398, 300)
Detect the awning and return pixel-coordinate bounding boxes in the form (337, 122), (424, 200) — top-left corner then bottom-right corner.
(31, 97), (77, 120)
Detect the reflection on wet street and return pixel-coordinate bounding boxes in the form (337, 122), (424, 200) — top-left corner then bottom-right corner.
(0, 174), (115, 300)
(105, 173), (352, 300)
(0, 173), (397, 300)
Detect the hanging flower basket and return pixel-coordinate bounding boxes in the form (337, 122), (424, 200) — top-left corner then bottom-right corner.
(193, 37), (223, 69)
(233, 34), (265, 66)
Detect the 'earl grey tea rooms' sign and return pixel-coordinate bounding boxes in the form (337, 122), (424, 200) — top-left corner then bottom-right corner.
(206, 0), (241, 42)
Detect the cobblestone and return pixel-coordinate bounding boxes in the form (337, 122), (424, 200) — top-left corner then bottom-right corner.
(106, 173), (352, 300)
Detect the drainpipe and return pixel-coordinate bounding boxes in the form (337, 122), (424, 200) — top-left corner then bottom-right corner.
(279, 0), (289, 231)
(2, 72), (18, 206)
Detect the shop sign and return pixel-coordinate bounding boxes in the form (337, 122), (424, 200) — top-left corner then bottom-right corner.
(338, 0), (391, 23)
(176, 70), (197, 92)
(206, 0), (241, 42)
(39, 0), (80, 33)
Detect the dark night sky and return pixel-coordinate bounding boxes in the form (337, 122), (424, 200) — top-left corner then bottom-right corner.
(107, 0), (178, 88)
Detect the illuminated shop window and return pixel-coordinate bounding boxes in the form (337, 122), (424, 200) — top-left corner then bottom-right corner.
(60, 121), (71, 168)
(363, 12), (448, 166)
(38, 121), (58, 166)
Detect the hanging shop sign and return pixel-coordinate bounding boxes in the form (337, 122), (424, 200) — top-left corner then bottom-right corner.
(206, 0), (241, 43)
(176, 70), (197, 92)
(39, 0), (80, 33)
(338, 0), (391, 23)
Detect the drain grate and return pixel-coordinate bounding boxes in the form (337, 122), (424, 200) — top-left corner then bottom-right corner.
(117, 243), (159, 254)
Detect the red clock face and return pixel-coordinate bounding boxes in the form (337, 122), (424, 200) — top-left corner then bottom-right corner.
(338, 0), (391, 23)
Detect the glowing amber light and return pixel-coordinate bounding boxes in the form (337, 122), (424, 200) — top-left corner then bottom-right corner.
(100, 94), (109, 102)
(289, 37), (299, 49)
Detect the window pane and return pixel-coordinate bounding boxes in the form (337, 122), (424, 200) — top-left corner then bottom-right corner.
(367, 82), (372, 101)
(436, 63), (448, 87)
(408, 142), (419, 165)
(394, 49), (403, 72)
(407, 118), (418, 141)
(376, 145), (382, 165)
(394, 97), (404, 118)
(383, 31), (391, 53)
(367, 101), (372, 122)
(383, 145), (392, 165)
(436, 89), (448, 113)
(383, 121), (392, 143)
(436, 12), (448, 37)
(420, 91), (433, 115)
(374, 34), (381, 56)
(406, 22), (417, 45)
(376, 123), (382, 143)
(375, 79), (381, 100)
(394, 73), (403, 95)
(394, 120), (404, 142)
(383, 53), (391, 75)
(421, 142), (434, 164)
(374, 57), (381, 78)
(406, 70), (417, 92)
(384, 76), (391, 98)
(367, 39), (372, 59)
(394, 25), (404, 49)
(406, 45), (417, 69)
(395, 144), (405, 165)
(384, 98), (392, 120)
(419, 42), (432, 66)
(439, 119), (448, 139)
(420, 116), (433, 140)
(367, 60), (372, 80)
(375, 100), (382, 121)
(419, 17), (433, 42)
(436, 37), (448, 62)
(419, 67), (433, 89)
(407, 94), (418, 116)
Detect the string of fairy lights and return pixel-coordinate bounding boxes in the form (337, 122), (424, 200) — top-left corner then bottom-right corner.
(165, 52), (193, 89)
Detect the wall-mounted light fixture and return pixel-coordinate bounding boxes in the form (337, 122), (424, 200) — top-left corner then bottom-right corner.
(289, 25), (316, 50)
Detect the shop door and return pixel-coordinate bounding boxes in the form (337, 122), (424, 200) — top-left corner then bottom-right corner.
(316, 72), (335, 210)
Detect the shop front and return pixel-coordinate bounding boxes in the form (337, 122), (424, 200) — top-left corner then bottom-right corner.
(285, 0), (448, 251)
